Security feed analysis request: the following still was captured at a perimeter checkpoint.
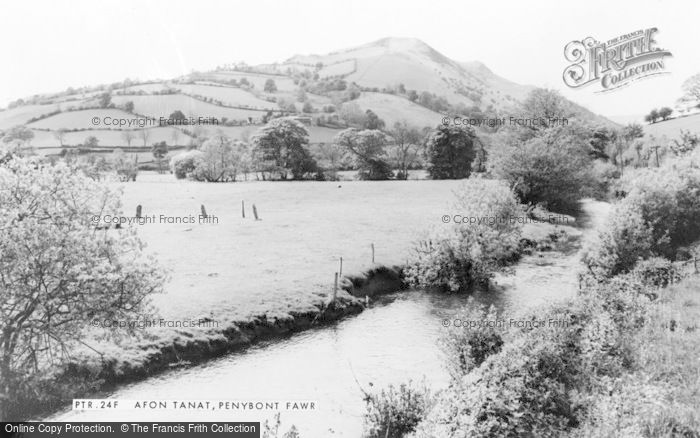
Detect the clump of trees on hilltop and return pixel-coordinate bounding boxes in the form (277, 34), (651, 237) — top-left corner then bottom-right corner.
(644, 107), (673, 124)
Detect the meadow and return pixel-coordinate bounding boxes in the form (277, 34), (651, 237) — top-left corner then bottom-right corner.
(644, 112), (700, 139)
(354, 92), (443, 127)
(176, 83), (277, 109)
(116, 173), (462, 321)
(110, 94), (267, 121)
(112, 173), (572, 322)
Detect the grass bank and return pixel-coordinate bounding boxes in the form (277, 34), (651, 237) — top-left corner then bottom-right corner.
(23, 177), (580, 421)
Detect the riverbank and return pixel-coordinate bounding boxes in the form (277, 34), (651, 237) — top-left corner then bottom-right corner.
(23, 182), (590, 422)
(47, 201), (608, 437)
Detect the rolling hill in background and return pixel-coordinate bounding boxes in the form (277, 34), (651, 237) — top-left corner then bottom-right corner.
(284, 37), (532, 110)
(0, 37), (620, 165)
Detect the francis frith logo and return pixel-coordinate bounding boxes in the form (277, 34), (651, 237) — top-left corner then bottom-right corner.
(563, 28), (672, 92)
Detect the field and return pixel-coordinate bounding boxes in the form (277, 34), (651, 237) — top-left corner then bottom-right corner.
(120, 83), (172, 94)
(115, 174), (461, 321)
(28, 108), (135, 130)
(193, 124), (342, 144)
(0, 103), (67, 129)
(176, 83), (277, 110)
(354, 92), (444, 128)
(110, 173), (578, 324)
(644, 113), (700, 140)
(207, 71), (297, 92)
(29, 127), (185, 148)
(110, 94), (267, 121)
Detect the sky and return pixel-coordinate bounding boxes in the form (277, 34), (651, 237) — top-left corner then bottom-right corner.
(1, 0), (698, 120)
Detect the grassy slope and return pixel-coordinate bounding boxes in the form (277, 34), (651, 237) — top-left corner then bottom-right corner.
(28, 108), (136, 130)
(0, 103), (65, 129)
(354, 92), (444, 129)
(176, 83), (277, 110)
(110, 94), (267, 121)
(644, 113), (700, 140)
(575, 275), (700, 436)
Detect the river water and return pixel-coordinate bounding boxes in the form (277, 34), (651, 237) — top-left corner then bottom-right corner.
(50, 200), (610, 437)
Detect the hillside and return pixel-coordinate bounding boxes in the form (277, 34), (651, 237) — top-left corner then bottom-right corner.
(285, 37), (531, 111)
(643, 113), (700, 140)
(0, 36), (617, 164)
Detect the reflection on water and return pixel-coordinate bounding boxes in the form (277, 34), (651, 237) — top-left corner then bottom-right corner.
(51, 200), (609, 437)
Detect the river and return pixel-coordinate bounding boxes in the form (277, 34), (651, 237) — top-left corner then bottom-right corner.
(49, 200), (610, 437)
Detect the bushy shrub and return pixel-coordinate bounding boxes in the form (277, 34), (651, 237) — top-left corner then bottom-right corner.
(630, 257), (683, 288)
(414, 337), (579, 438)
(404, 236), (493, 293)
(405, 179), (523, 293)
(111, 149), (138, 182)
(583, 203), (654, 277)
(363, 381), (432, 438)
(424, 125), (478, 179)
(170, 150), (202, 179)
(588, 160), (621, 199)
(584, 159), (700, 277)
(441, 304), (504, 379)
(488, 126), (593, 212)
(191, 139), (241, 182)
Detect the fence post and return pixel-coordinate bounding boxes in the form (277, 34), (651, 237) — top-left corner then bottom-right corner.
(371, 243), (375, 264)
(253, 204), (260, 221)
(695, 256), (698, 274)
(201, 204), (208, 219)
(241, 200), (245, 218)
(136, 205), (142, 219)
(339, 257), (343, 277)
(332, 272), (338, 304)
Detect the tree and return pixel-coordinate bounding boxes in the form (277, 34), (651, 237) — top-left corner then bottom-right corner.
(296, 88), (307, 103)
(151, 141), (169, 173)
(170, 128), (181, 146)
(338, 102), (367, 127)
(622, 123), (644, 141)
(658, 106), (673, 121)
(111, 149), (139, 181)
(83, 136), (99, 148)
(121, 130), (135, 147)
(670, 130), (700, 156)
(424, 125), (478, 179)
(388, 121), (423, 179)
(264, 79), (278, 93)
(0, 157), (164, 418)
(364, 109), (385, 130)
(2, 125), (35, 152)
(418, 91), (433, 109)
(191, 126), (209, 148)
(124, 101), (135, 113)
(168, 110), (187, 122)
(53, 128), (67, 147)
(191, 135), (239, 182)
(645, 109), (660, 124)
(302, 102), (314, 113)
(170, 150), (202, 179)
(589, 126), (616, 160)
(251, 117), (316, 180)
(681, 73), (700, 104)
(312, 142), (346, 180)
(520, 88), (573, 132)
(139, 129), (151, 147)
(98, 92), (111, 108)
(335, 128), (392, 180)
(489, 127), (593, 212)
